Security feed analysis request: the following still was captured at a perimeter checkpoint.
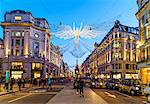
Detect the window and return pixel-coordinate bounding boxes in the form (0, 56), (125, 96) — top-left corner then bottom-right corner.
(16, 39), (20, 47)
(12, 32), (14, 36)
(112, 64), (115, 70)
(11, 39), (14, 46)
(16, 50), (20, 56)
(119, 64), (121, 69)
(119, 33), (122, 38)
(113, 41), (121, 48)
(133, 53), (136, 61)
(132, 44), (136, 49)
(126, 43), (130, 49)
(126, 64), (130, 69)
(126, 52), (130, 61)
(12, 62), (23, 69)
(32, 63), (42, 70)
(142, 15), (145, 25)
(115, 33), (117, 38)
(15, 16), (22, 21)
(15, 32), (21, 37)
(115, 64), (118, 69)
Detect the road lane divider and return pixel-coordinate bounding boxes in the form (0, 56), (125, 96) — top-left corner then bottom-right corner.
(104, 92), (116, 98)
(8, 94), (31, 103)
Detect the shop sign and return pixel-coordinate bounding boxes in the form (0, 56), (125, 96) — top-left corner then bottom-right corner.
(12, 71), (23, 75)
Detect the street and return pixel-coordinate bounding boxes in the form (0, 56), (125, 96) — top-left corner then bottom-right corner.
(0, 85), (64, 104)
(0, 83), (149, 104)
(92, 88), (148, 104)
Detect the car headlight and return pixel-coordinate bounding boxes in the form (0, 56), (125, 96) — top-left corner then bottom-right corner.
(92, 82), (95, 85)
(100, 83), (103, 85)
(135, 87), (139, 90)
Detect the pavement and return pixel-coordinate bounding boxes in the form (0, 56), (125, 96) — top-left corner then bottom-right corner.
(0, 84), (65, 104)
(46, 86), (108, 104)
(0, 84), (31, 96)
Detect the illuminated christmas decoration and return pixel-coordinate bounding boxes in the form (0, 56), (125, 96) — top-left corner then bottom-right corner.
(52, 22), (103, 48)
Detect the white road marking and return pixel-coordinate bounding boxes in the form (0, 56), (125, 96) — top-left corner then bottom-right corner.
(8, 94), (31, 103)
(29, 92), (58, 94)
(104, 92), (116, 98)
(142, 101), (150, 104)
(116, 91), (132, 98)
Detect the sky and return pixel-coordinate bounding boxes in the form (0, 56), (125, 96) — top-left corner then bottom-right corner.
(0, 0), (138, 68)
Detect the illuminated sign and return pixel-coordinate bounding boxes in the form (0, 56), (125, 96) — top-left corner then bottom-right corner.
(12, 71), (23, 75)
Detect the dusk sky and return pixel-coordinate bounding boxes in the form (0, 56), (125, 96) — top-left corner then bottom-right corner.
(0, 0), (138, 68)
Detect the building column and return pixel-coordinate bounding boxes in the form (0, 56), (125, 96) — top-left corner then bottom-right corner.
(23, 62), (31, 79)
(4, 31), (10, 57)
(123, 41), (126, 60)
(130, 42), (133, 61)
(42, 63), (46, 78)
(24, 31), (29, 57)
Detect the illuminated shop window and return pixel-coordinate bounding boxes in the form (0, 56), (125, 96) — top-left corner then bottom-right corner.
(15, 16), (22, 21)
(34, 72), (41, 78)
(12, 62), (23, 69)
(32, 63), (42, 70)
(11, 71), (23, 79)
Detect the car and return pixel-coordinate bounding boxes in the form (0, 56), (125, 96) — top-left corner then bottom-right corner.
(143, 82), (150, 102)
(105, 79), (120, 90)
(111, 79), (121, 90)
(83, 77), (91, 88)
(105, 79), (111, 89)
(98, 79), (106, 88)
(90, 79), (106, 89)
(118, 79), (142, 96)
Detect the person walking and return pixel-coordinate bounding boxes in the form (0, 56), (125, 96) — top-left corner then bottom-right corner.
(21, 78), (25, 88)
(42, 78), (46, 88)
(4, 80), (9, 92)
(10, 77), (15, 92)
(17, 78), (22, 91)
(79, 78), (84, 97)
(47, 77), (52, 91)
(76, 79), (79, 94)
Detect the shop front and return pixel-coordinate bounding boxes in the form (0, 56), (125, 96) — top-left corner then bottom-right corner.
(113, 73), (121, 79)
(11, 62), (24, 79)
(11, 71), (23, 79)
(125, 73), (139, 79)
(32, 62), (42, 78)
(140, 67), (150, 85)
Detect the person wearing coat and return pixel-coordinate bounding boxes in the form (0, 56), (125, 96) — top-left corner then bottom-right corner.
(79, 78), (84, 97)
(17, 78), (22, 91)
